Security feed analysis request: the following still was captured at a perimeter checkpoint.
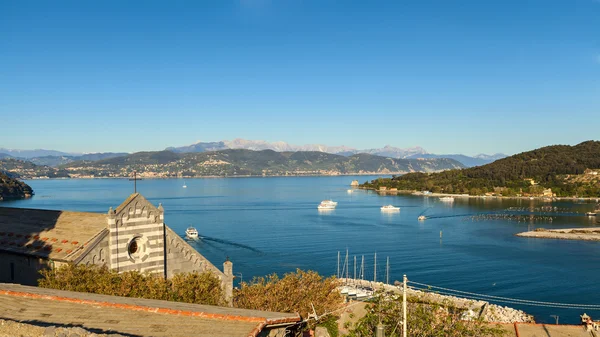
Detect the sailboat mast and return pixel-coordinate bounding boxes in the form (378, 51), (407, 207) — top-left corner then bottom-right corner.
(354, 256), (357, 280)
(360, 255), (364, 281)
(374, 252), (377, 283)
(337, 251), (340, 279)
(345, 249), (349, 280)
(386, 256), (389, 285)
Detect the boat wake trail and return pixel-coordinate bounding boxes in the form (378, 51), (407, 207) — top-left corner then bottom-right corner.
(200, 235), (263, 254)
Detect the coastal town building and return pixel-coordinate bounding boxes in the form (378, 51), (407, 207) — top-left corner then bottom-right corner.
(0, 193), (234, 304)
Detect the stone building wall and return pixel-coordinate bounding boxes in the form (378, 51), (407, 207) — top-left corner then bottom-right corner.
(77, 233), (110, 267)
(0, 251), (50, 286)
(164, 226), (233, 304)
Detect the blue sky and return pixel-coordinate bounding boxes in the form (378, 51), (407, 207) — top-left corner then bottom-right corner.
(1, 0), (598, 156)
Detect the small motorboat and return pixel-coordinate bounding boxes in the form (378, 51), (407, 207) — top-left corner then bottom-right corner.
(318, 200), (337, 209)
(381, 205), (400, 211)
(586, 212), (598, 216)
(185, 226), (199, 239)
(418, 215), (427, 221)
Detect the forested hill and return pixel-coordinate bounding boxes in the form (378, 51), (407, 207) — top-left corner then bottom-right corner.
(55, 149), (464, 177)
(361, 141), (600, 197)
(0, 171), (34, 200)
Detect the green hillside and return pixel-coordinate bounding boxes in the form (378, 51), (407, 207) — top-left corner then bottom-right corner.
(361, 141), (600, 197)
(0, 171), (34, 200)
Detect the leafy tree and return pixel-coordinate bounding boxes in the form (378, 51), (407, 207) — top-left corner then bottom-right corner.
(233, 269), (343, 327)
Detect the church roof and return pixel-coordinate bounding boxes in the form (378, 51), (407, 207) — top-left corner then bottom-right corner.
(0, 207), (107, 262)
(115, 192), (141, 214)
(0, 283), (301, 337)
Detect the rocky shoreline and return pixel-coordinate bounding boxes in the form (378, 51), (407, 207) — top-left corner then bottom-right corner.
(339, 278), (534, 323)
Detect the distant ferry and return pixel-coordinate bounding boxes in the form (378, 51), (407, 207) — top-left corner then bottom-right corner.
(439, 196), (455, 202)
(318, 200), (337, 209)
(380, 205), (400, 211)
(185, 226), (199, 239)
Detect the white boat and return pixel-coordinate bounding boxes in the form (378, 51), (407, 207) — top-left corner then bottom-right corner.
(185, 226), (198, 239)
(439, 196), (455, 202)
(380, 205), (400, 211)
(355, 288), (373, 299)
(347, 287), (357, 296)
(183, 183), (187, 188)
(318, 200), (337, 209)
(418, 215), (427, 221)
(586, 212), (598, 216)
(340, 286), (349, 294)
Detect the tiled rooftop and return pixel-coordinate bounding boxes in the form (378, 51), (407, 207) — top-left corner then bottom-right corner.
(0, 207), (107, 261)
(0, 283), (300, 337)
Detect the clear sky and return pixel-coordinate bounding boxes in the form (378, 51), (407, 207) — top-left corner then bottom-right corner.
(1, 0), (599, 156)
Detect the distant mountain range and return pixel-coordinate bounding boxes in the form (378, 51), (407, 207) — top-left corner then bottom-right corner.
(166, 139), (506, 167)
(404, 153), (507, 168)
(1, 149), (466, 179)
(0, 139), (507, 169)
(0, 148), (78, 159)
(0, 152), (128, 167)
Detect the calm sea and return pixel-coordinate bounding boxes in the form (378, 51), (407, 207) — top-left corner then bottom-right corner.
(4, 176), (600, 323)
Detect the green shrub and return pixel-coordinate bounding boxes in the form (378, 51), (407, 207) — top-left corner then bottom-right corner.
(39, 264), (224, 305)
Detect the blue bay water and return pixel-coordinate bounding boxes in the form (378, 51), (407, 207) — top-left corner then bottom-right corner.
(4, 176), (600, 324)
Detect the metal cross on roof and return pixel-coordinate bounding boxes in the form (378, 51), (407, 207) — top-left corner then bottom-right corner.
(129, 170), (139, 193)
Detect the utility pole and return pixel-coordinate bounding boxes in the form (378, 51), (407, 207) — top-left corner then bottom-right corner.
(376, 323), (385, 337)
(403, 274), (407, 337)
